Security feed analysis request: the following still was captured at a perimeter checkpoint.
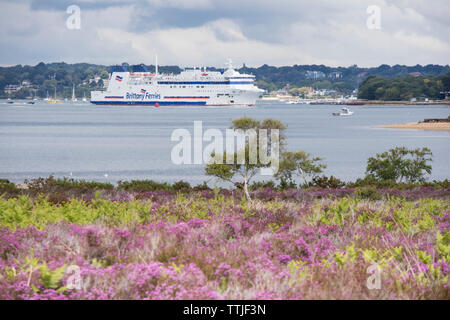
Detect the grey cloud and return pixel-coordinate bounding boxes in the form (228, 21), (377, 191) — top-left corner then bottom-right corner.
(0, 0), (448, 67)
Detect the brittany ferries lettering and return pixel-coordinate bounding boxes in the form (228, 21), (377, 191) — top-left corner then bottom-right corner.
(125, 92), (161, 100)
(90, 59), (263, 106)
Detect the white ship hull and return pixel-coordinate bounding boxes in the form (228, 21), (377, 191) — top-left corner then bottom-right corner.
(91, 61), (263, 106)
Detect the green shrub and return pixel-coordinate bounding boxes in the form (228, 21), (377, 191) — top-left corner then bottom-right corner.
(425, 179), (450, 189)
(172, 180), (191, 192)
(250, 180), (276, 190)
(58, 178), (114, 191)
(347, 177), (398, 189)
(308, 175), (345, 189)
(0, 195), (154, 229)
(117, 179), (171, 192)
(355, 186), (383, 200)
(347, 177), (450, 190)
(0, 179), (19, 195)
(365, 146), (433, 183)
(24, 176), (114, 194)
(192, 182), (212, 191)
(277, 179), (297, 190)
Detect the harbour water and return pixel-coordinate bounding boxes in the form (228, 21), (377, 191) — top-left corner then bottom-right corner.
(1, 100), (449, 185)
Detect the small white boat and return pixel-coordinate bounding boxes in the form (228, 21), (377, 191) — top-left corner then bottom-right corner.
(332, 107), (353, 116)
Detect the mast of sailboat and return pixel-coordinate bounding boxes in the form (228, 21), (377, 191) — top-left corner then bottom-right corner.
(53, 73), (57, 100)
(72, 84), (76, 101)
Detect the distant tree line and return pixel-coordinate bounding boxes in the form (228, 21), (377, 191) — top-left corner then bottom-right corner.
(0, 62), (182, 99)
(240, 63), (450, 94)
(0, 61), (449, 98)
(358, 74), (450, 101)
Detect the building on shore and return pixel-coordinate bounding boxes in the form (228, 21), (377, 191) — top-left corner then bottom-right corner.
(328, 72), (343, 79)
(410, 97), (430, 103)
(4, 84), (22, 94)
(4, 80), (32, 94)
(305, 71), (326, 79)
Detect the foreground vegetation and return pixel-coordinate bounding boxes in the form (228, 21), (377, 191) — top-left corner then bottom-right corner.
(0, 120), (448, 299)
(0, 178), (448, 299)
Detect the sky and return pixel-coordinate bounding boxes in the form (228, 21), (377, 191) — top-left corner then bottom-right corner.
(0, 0), (449, 68)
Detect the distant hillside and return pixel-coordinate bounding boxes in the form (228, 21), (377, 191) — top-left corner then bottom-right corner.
(0, 61), (449, 98)
(0, 62), (182, 99)
(240, 64), (450, 94)
(358, 74), (450, 101)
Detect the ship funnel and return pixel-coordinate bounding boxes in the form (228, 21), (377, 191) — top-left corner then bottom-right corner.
(131, 65), (149, 73)
(110, 65), (128, 73)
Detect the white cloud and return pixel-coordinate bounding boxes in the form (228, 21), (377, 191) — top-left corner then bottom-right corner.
(96, 19), (340, 67)
(393, 31), (450, 52)
(207, 19), (247, 42)
(144, 0), (213, 9)
(0, 0), (448, 67)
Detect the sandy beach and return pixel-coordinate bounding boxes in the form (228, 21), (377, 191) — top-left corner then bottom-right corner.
(376, 122), (450, 131)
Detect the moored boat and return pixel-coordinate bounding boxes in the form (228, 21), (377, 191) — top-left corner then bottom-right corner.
(332, 107), (354, 116)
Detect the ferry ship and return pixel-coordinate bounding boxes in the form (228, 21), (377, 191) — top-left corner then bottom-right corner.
(91, 59), (263, 106)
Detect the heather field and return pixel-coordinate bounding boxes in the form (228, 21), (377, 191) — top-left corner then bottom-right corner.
(0, 183), (449, 300)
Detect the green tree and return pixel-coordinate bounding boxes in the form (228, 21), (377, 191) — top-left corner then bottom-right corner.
(205, 117), (287, 202)
(289, 87), (310, 97)
(366, 147), (433, 183)
(385, 87), (401, 100)
(375, 87), (385, 99)
(358, 74), (449, 101)
(275, 151), (326, 187)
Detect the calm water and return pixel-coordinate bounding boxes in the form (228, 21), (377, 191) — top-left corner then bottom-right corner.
(1, 100), (449, 185)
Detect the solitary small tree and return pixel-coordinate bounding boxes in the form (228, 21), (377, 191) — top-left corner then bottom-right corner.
(366, 146), (433, 183)
(205, 117), (287, 202)
(275, 151), (327, 187)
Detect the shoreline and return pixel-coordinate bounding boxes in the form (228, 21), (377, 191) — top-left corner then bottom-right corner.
(348, 100), (450, 106)
(376, 122), (450, 131)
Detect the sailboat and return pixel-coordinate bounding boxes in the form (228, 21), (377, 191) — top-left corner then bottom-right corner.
(71, 84), (77, 102)
(7, 92), (14, 103)
(82, 92), (87, 102)
(27, 91), (35, 104)
(47, 86), (62, 104)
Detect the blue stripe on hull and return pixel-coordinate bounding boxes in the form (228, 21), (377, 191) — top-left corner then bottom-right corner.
(91, 101), (206, 106)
